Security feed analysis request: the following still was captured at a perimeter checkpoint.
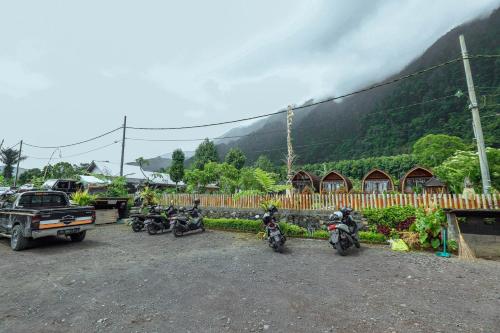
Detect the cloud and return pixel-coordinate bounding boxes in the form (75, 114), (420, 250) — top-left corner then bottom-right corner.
(0, 0), (498, 168)
(0, 59), (52, 98)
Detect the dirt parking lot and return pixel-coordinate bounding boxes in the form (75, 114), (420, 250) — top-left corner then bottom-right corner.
(0, 224), (499, 333)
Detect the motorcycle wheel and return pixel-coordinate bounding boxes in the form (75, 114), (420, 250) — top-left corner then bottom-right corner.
(201, 222), (205, 232)
(336, 241), (347, 256)
(147, 223), (159, 235)
(353, 238), (361, 249)
(173, 227), (183, 237)
(131, 219), (143, 232)
(274, 242), (284, 253)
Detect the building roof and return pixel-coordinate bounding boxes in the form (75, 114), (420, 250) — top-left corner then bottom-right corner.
(87, 161), (184, 186)
(79, 175), (111, 185)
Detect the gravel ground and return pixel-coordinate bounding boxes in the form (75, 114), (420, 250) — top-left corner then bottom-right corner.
(0, 224), (499, 333)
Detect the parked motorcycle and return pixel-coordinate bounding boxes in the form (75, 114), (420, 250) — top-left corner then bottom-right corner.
(171, 199), (205, 237)
(130, 205), (156, 232)
(262, 205), (286, 253)
(327, 207), (360, 256)
(145, 204), (177, 235)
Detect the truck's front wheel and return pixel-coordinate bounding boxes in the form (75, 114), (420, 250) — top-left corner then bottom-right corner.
(70, 231), (86, 242)
(11, 225), (28, 251)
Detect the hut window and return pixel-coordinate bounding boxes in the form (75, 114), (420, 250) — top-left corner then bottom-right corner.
(364, 180), (389, 193)
(323, 181), (344, 193)
(405, 177), (430, 192)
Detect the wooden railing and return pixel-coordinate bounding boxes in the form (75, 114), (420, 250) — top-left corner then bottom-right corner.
(161, 193), (500, 211)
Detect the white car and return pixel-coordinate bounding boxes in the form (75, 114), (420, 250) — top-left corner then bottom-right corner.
(19, 184), (35, 192)
(0, 187), (11, 195)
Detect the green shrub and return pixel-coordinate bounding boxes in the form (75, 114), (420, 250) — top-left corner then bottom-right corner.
(310, 230), (330, 239)
(204, 218), (263, 233)
(363, 206), (416, 228)
(359, 231), (387, 243)
(71, 190), (97, 206)
(415, 208), (446, 249)
(278, 222), (307, 237)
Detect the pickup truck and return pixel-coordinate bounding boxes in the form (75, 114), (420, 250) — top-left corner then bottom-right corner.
(0, 191), (95, 251)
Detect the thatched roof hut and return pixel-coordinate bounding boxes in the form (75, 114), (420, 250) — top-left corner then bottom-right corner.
(292, 171), (320, 193)
(320, 170), (352, 193)
(362, 169), (394, 193)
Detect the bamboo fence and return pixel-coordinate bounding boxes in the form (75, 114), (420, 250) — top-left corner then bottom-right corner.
(161, 193), (500, 211)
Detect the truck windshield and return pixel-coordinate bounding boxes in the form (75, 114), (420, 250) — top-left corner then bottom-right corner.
(18, 193), (68, 208)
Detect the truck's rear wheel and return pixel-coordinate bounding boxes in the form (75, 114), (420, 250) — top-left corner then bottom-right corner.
(11, 225), (28, 251)
(70, 231), (86, 242)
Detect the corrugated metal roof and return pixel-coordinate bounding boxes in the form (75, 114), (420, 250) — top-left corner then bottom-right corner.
(88, 161), (184, 186)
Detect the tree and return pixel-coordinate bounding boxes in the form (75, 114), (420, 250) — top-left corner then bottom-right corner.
(412, 134), (468, 167)
(254, 155), (275, 173)
(18, 168), (43, 185)
(193, 139), (218, 170)
(170, 149), (185, 189)
(135, 157), (150, 179)
(225, 148), (246, 170)
(106, 176), (129, 197)
(42, 162), (79, 179)
(435, 148), (500, 193)
(0, 148), (25, 180)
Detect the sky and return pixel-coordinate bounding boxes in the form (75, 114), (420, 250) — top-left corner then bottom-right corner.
(1, 0), (499, 169)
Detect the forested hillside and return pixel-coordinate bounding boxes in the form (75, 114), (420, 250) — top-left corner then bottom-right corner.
(217, 8), (500, 164)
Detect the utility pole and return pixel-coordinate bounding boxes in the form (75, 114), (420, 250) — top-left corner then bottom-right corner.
(459, 35), (491, 194)
(14, 140), (23, 187)
(120, 116), (127, 177)
(286, 105), (295, 187)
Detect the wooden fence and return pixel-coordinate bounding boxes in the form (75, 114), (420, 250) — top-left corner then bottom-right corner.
(162, 193), (500, 211)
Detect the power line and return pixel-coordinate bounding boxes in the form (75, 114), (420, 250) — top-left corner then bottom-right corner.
(25, 141), (120, 160)
(126, 129), (286, 142)
(24, 127), (122, 149)
(3, 141), (21, 150)
(251, 110), (497, 156)
(126, 57), (464, 130)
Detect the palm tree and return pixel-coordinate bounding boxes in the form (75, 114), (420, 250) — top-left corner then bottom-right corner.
(0, 148), (26, 180)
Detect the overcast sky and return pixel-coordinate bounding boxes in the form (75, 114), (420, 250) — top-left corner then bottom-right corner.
(1, 0), (499, 169)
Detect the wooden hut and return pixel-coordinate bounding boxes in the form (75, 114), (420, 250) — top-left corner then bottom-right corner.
(291, 171), (320, 193)
(423, 177), (447, 194)
(400, 166), (434, 194)
(320, 170), (352, 193)
(362, 169), (394, 193)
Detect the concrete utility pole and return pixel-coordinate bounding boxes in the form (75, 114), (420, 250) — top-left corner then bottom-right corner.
(286, 105), (295, 186)
(120, 116), (127, 177)
(14, 140), (23, 187)
(459, 35), (491, 194)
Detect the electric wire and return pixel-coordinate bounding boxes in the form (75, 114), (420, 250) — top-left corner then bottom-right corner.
(126, 57), (465, 130)
(125, 129), (286, 142)
(23, 127), (122, 149)
(25, 141), (120, 160)
(9, 53), (500, 154)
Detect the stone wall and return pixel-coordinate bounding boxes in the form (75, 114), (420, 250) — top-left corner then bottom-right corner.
(203, 207), (363, 229)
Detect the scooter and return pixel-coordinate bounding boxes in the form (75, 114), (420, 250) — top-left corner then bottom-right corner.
(171, 200), (205, 237)
(327, 207), (360, 256)
(130, 205), (156, 232)
(262, 205), (286, 253)
(145, 205), (177, 235)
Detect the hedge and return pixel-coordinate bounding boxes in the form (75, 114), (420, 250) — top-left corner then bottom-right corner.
(203, 218), (386, 243)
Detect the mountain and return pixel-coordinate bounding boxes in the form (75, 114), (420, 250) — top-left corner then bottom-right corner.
(128, 151), (195, 172)
(217, 8), (500, 165)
